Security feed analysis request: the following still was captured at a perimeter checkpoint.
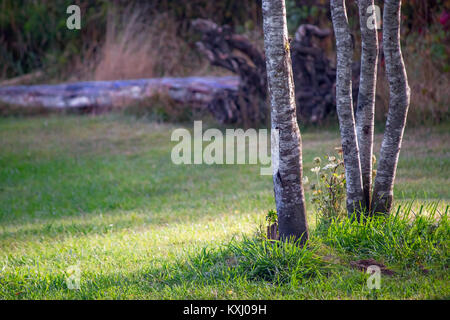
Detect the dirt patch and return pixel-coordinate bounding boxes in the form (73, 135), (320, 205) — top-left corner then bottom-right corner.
(350, 258), (395, 276)
(418, 264), (430, 275)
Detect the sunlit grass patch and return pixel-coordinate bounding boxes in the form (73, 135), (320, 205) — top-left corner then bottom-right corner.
(0, 115), (448, 299)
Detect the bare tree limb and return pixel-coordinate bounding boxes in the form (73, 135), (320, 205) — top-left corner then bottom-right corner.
(356, 0), (378, 211)
(331, 0), (365, 217)
(372, 0), (411, 215)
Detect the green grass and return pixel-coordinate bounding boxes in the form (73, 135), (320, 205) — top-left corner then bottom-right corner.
(0, 114), (448, 299)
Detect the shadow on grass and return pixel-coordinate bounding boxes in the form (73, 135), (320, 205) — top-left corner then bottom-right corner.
(4, 201), (449, 299)
(0, 155), (273, 240)
(6, 231), (447, 299)
(3, 236), (341, 299)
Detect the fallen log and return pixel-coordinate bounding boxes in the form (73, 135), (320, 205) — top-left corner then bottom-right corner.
(292, 24), (360, 122)
(192, 19), (268, 127)
(193, 19), (361, 124)
(0, 76), (239, 111)
(0, 22), (360, 125)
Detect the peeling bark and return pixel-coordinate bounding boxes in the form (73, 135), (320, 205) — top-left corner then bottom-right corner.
(262, 0), (308, 244)
(356, 0), (378, 210)
(331, 0), (365, 217)
(372, 0), (410, 214)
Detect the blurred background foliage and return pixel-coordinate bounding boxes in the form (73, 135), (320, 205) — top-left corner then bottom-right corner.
(0, 0), (448, 125)
(0, 0), (107, 78)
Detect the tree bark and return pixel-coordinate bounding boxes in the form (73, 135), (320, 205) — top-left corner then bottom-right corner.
(331, 0), (365, 217)
(262, 0), (308, 244)
(372, 0), (410, 214)
(356, 0), (378, 211)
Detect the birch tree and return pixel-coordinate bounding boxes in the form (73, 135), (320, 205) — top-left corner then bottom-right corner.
(331, 0), (410, 216)
(330, 0), (365, 217)
(356, 0), (378, 210)
(262, 0), (309, 244)
(372, 0), (410, 214)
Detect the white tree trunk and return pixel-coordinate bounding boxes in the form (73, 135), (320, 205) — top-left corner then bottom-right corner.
(372, 0), (410, 214)
(356, 0), (378, 210)
(331, 0), (365, 217)
(262, 0), (308, 243)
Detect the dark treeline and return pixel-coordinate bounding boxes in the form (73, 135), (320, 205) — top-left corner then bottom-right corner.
(1, 0), (447, 78)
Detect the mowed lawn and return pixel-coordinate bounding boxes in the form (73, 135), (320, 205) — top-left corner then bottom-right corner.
(0, 114), (448, 299)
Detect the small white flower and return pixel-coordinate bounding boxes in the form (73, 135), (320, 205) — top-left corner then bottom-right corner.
(311, 167), (320, 173)
(323, 163), (338, 170)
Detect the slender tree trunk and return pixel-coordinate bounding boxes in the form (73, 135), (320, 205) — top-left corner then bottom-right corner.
(372, 0), (410, 214)
(331, 0), (365, 217)
(356, 0), (378, 211)
(262, 0), (308, 244)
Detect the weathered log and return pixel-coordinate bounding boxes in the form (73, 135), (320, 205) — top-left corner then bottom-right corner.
(192, 19), (268, 127)
(0, 22), (361, 125)
(0, 76), (239, 110)
(293, 24), (361, 123)
(291, 24), (336, 122)
(193, 19), (361, 125)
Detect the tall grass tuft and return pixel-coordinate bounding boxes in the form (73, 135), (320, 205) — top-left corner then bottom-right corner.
(178, 237), (329, 286)
(92, 8), (191, 80)
(316, 201), (449, 267)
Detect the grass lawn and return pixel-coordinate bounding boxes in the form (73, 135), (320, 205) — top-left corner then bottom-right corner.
(0, 114), (448, 299)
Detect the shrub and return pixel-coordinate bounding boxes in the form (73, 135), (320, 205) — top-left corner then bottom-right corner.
(308, 149), (347, 224)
